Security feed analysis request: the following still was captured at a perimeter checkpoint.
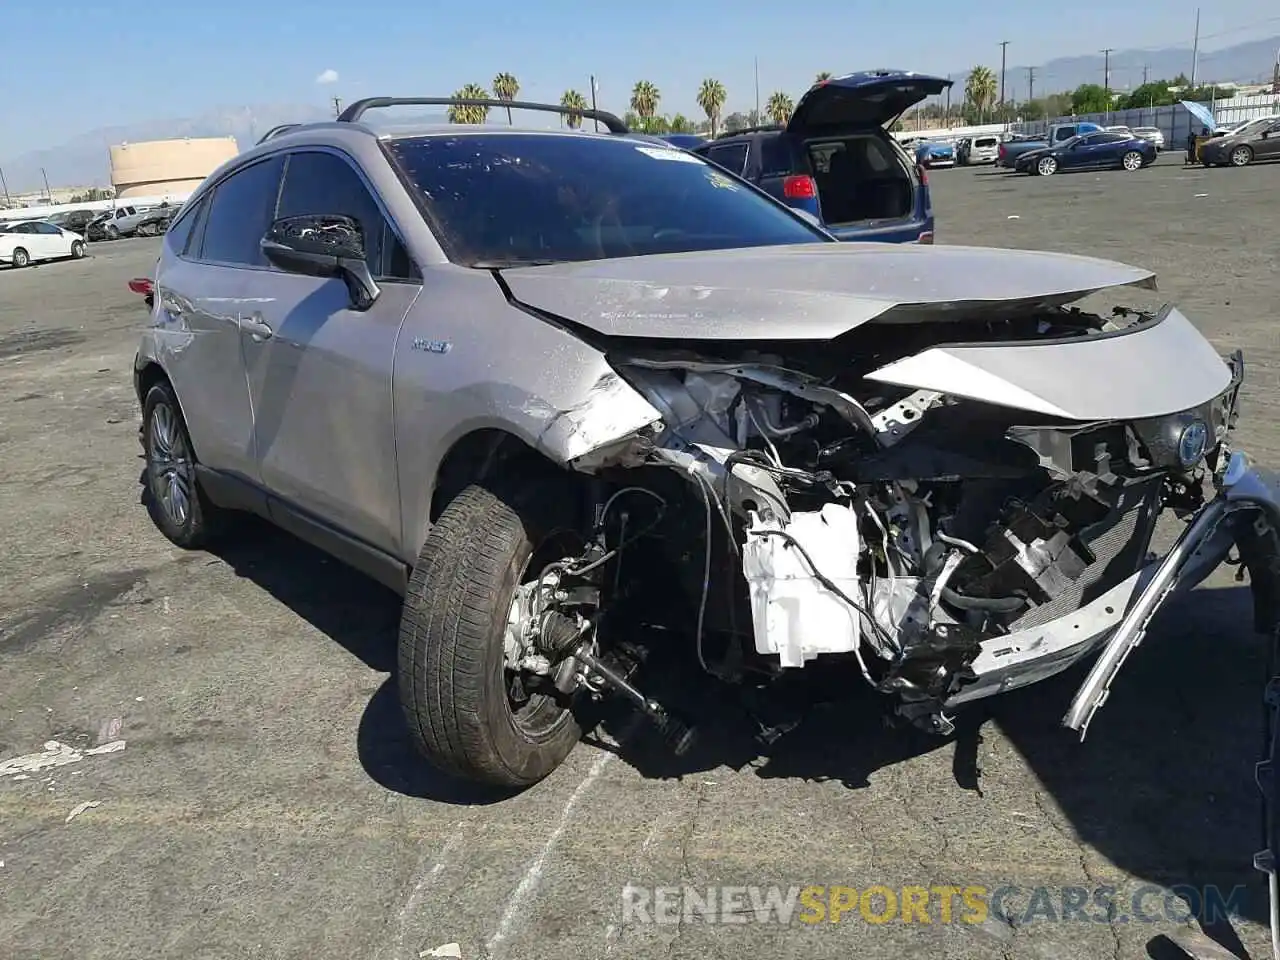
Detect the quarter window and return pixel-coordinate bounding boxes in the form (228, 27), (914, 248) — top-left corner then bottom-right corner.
(165, 197), (204, 257)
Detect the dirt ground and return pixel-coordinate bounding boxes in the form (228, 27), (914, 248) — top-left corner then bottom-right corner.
(2, 151), (1279, 960)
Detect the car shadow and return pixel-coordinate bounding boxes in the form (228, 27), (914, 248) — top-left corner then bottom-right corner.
(203, 518), (1270, 947)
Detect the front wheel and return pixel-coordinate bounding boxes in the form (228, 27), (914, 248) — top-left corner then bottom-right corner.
(1121, 150), (1143, 171)
(398, 478), (585, 788)
(70, 240), (86, 259)
(1036, 156), (1058, 176)
(106, 225), (119, 240)
(1231, 145), (1253, 167)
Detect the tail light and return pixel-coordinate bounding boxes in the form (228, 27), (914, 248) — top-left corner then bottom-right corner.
(916, 231), (934, 244)
(916, 164), (928, 186)
(782, 175), (817, 199)
(128, 278), (154, 295)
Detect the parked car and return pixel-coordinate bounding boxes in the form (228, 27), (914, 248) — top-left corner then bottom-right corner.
(1132, 126), (1165, 151)
(959, 134), (999, 165)
(84, 211), (115, 242)
(0, 219), (88, 267)
(996, 122), (1104, 167)
(46, 209), (98, 234)
(692, 70), (951, 243)
(100, 203), (177, 239)
(1199, 116), (1280, 167)
(1105, 125), (1134, 136)
(1013, 130), (1157, 176)
(132, 94), (1273, 797)
(915, 139), (955, 168)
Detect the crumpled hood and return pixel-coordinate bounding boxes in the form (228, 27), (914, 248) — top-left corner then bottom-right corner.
(499, 243), (1157, 341)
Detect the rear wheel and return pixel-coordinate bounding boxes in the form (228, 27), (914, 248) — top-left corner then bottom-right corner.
(1036, 156), (1058, 176)
(1231, 145), (1253, 167)
(10, 247), (29, 268)
(398, 478), (586, 788)
(141, 382), (225, 548)
(1121, 150), (1143, 171)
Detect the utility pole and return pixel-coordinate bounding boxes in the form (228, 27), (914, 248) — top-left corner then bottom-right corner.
(944, 75), (951, 119)
(1273, 47), (1279, 95)
(590, 75), (599, 132)
(999, 40), (1009, 107)
(0, 165), (10, 207)
(753, 57), (760, 124)
(1101, 48), (1113, 92)
(40, 167), (52, 200)
(1142, 64), (1149, 86)
(331, 96), (342, 117)
(1190, 8), (1201, 87)
(1027, 66), (1036, 103)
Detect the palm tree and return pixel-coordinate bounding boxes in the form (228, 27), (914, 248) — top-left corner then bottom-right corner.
(560, 88), (588, 129)
(964, 66), (998, 121)
(630, 80), (660, 130)
(814, 71), (833, 84)
(448, 83), (491, 124)
(492, 72), (520, 125)
(766, 91), (794, 126)
(696, 78), (727, 136)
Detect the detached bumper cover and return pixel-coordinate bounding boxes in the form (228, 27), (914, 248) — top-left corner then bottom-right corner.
(1063, 452), (1280, 737)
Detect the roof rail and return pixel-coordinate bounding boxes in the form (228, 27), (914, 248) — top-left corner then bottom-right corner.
(336, 97), (629, 134)
(257, 123), (302, 144)
(714, 124), (784, 140)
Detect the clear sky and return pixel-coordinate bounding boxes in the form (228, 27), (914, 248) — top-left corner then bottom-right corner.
(2, 0), (1278, 154)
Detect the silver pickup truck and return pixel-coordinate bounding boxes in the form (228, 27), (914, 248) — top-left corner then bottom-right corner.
(101, 202), (179, 239)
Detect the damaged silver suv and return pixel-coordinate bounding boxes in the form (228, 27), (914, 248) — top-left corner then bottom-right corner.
(135, 96), (1279, 791)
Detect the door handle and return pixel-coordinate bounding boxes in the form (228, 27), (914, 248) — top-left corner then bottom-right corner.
(241, 315), (273, 342)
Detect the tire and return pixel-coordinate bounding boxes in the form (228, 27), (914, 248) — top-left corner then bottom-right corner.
(398, 478), (585, 788)
(1230, 145), (1253, 167)
(1121, 150), (1143, 171)
(70, 240), (85, 259)
(141, 381), (224, 549)
(1036, 156), (1058, 176)
(10, 247), (29, 268)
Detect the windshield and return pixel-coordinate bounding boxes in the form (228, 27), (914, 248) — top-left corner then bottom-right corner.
(1230, 118), (1272, 138)
(384, 133), (829, 267)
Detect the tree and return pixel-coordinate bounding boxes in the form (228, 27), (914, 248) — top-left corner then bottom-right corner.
(765, 90), (794, 125)
(560, 88), (588, 128)
(630, 80), (660, 130)
(696, 78), (727, 136)
(669, 113), (695, 133)
(492, 72), (520, 124)
(448, 83), (491, 124)
(814, 71), (833, 84)
(1070, 83), (1112, 114)
(964, 66), (998, 121)
(623, 110), (641, 129)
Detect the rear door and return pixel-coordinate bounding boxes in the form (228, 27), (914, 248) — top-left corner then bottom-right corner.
(161, 156), (284, 482)
(241, 148), (421, 552)
(1256, 121), (1280, 160)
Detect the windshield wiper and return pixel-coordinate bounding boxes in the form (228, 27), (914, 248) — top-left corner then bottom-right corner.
(472, 258), (564, 269)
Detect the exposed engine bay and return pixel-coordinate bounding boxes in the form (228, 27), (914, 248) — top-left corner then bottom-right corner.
(500, 300), (1245, 748)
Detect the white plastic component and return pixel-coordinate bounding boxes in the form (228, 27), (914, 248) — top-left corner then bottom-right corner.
(741, 503), (862, 668)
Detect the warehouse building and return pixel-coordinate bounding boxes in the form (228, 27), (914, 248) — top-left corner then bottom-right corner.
(108, 137), (239, 200)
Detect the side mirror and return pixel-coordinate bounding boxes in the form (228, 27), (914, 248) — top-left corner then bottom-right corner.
(261, 214), (380, 310)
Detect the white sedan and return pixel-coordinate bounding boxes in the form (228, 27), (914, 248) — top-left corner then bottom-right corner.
(0, 219), (88, 268)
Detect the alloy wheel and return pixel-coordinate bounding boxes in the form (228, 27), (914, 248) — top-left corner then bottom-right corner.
(1037, 156), (1057, 176)
(1122, 151), (1142, 171)
(1231, 147), (1252, 167)
(147, 401), (194, 528)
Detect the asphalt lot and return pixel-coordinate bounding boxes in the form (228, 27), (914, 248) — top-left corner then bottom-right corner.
(2, 151), (1279, 960)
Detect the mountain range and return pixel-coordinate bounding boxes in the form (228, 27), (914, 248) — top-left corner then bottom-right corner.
(3, 35), (1278, 193)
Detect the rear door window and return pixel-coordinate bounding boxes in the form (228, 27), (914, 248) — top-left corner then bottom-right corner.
(758, 137), (794, 178)
(703, 142), (749, 175)
(196, 155), (285, 267)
